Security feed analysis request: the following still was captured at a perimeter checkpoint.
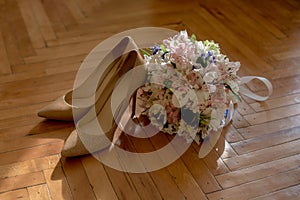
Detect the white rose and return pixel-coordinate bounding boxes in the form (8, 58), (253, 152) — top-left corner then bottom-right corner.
(203, 71), (218, 83)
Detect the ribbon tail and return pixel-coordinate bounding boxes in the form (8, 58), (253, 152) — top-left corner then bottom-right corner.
(239, 76), (273, 101)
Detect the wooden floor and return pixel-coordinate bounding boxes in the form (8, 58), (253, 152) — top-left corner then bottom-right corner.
(0, 0), (300, 199)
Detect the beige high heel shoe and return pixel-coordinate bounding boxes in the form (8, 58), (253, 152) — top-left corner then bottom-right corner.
(61, 49), (146, 157)
(37, 36), (137, 121)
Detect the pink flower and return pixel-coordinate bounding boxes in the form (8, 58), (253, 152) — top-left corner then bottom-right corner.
(187, 72), (197, 85)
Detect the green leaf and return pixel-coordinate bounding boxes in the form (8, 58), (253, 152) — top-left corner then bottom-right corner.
(141, 49), (151, 56)
(160, 44), (168, 53)
(196, 57), (207, 68)
(191, 34), (197, 43)
(225, 84), (241, 101)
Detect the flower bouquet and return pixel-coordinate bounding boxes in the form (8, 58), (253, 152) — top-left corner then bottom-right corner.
(138, 30), (241, 144)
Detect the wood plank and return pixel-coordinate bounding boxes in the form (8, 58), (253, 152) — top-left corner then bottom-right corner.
(266, 58), (299, 72)
(0, 115), (44, 130)
(220, 139), (238, 159)
(75, 0), (101, 17)
(0, 29), (11, 75)
(0, 70), (45, 84)
(231, 126), (300, 154)
(24, 39), (99, 63)
(0, 171), (45, 193)
(236, 99), (256, 116)
(45, 61), (80, 75)
(126, 126), (192, 199)
(0, 70), (76, 95)
(216, 154), (300, 188)
(61, 157), (96, 200)
(250, 184), (300, 200)
(243, 103), (300, 125)
(166, 159), (208, 200)
(0, 155), (59, 179)
(0, 90), (67, 111)
(42, 0), (67, 33)
(5, 0), (36, 58)
(12, 54), (84, 73)
(222, 125), (244, 143)
(0, 77), (74, 101)
(46, 33), (105, 47)
(80, 156), (118, 200)
(273, 48), (300, 60)
(201, 147), (230, 176)
(27, 184), (51, 200)
(0, 103), (51, 121)
(0, 4), (24, 66)
(63, 0), (85, 20)
(193, 6), (273, 72)
(29, 0), (56, 40)
(181, 146), (222, 193)
(52, 0), (77, 28)
(231, 111), (250, 128)
(249, 93), (300, 112)
(238, 114), (300, 139)
(115, 133), (163, 200)
(223, 139), (300, 170)
(103, 166), (141, 200)
(150, 133), (207, 200)
(0, 118), (71, 140)
(233, 0), (287, 39)
(0, 189), (29, 200)
(0, 142), (63, 166)
(0, 127), (72, 154)
(207, 167), (300, 200)
(17, 0), (45, 48)
(149, 168), (186, 200)
(44, 167), (73, 200)
(204, 1), (278, 46)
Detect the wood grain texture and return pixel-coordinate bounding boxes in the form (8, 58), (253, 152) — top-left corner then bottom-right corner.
(0, 0), (299, 199)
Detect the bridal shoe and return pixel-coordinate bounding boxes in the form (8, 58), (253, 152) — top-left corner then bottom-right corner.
(37, 36), (140, 121)
(37, 91), (79, 121)
(61, 49), (147, 157)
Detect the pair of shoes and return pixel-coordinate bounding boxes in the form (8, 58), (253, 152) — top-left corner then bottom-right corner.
(38, 36), (137, 121)
(38, 37), (146, 157)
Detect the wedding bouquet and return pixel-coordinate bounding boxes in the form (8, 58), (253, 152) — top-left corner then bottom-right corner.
(138, 30), (241, 144)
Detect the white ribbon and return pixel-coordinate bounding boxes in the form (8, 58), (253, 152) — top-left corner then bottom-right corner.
(239, 76), (273, 102)
(198, 76), (273, 158)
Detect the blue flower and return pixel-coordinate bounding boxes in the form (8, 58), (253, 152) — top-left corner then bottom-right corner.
(151, 45), (161, 55)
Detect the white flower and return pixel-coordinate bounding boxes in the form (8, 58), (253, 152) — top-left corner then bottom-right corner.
(208, 84), (216, 93)
(226, 62), (240, 74)
(203, 71), (218, 83)
(226, 79), (239, 93)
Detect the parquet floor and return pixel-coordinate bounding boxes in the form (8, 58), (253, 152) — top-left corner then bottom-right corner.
(0, 0), (300, 199)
